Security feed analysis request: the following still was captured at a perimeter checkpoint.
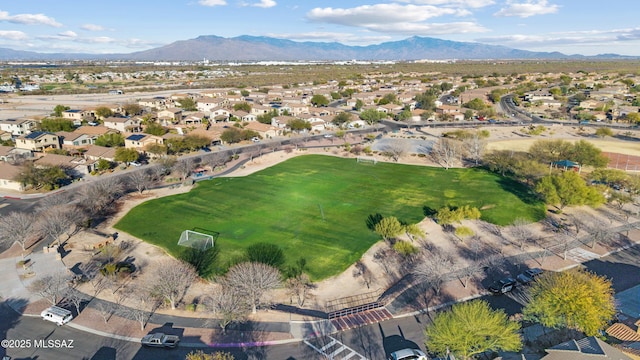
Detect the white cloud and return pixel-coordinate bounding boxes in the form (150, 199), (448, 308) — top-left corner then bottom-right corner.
(307, 4), (468, 26)
(81, 24), (105, 31)
(0, 30), (28, 41)
(58, 31), (78, 38)
(198, 0), (227, 6)
(266, 31), (392, 44)
(252, 0), (276, 8)
(77, 36), (115, 44)
(494, 0), (559, 18)
(396, 0), (495, 8)
(477, 27), (640, 49)
(0, 10), (62, 27)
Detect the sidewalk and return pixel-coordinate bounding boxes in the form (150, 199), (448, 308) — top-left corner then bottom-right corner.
(2, 227), (638, 349)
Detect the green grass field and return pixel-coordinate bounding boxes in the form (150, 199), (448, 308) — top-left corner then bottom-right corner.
(115, 155), (545, 280)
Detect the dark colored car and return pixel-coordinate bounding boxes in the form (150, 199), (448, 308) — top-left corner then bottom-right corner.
(488, 277), (517, 294)
(516, 268), (544, 285)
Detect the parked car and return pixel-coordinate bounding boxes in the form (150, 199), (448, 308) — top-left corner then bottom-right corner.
(388, 348), (429, 360)
(41, 306), (73, 326)
(488, 277), (517, 294)
(517, 268), (543, 285)
(129, 161), (141, 167)
(140, 332), (180, 348)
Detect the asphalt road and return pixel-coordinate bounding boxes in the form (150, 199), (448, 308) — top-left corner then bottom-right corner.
(2, 244), (638, 360)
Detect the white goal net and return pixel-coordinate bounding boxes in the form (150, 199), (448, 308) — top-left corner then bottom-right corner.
(178, 230), (215, 250)
(356, 156), (377, 164)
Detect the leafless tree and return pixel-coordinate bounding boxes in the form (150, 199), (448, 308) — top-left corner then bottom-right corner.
(507, 218), (536, 249)
(0, 211), (37, 253)
(78, 177), (125, 217)
(580, 215), (615, 249)
(382, 139), (409, 162)
(95, 301), (115, 323)
(372, 247), (396, 275)
(463, 132), (488, 166)
(223, 262), (281, 314)
(205, 285), (249, 333)
(413, 249), (453, 296)
(118, 286), (157, 330)
(62, 287), (89, 315)
(285, 273), (313, 307)
(352, 260), (375, 289)
(431, 137), (462, 170)
(173, 157), (196, 180)
(36, 191), (74, 213)
(456, 260), (483, 288)
(28, 272), (70, 305)
(149, 259), (198, 310)
(36, 204), (78, 245)
(127, 169), (155, 194)
(203, 151), (227, 171)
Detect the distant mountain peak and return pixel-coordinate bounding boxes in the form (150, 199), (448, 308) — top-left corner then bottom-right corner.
(0, 35), (634, 62)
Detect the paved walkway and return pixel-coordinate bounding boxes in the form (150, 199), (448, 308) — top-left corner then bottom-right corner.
(2, 226), (639, 349)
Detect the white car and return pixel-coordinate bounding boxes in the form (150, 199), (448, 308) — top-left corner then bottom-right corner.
(388, 348), (429, 360)
(129, 161), (141, 167)
(251, 137), (260, 142)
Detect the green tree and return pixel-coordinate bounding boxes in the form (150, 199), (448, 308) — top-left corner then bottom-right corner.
(16, 163), (68, 191)
(40, 118), (75, 132)
(568, 140), (608, 168)
(183, 134), (211, 151)
(523, 269), (615, 336)
(257, 109), (278, 125)
(122, 103), (142, 116)
(359, 108), (386, 125)
(393, 240), (418, 258)
(535, 171), (605, 210)
(425, 300), (521, 359)
(96, 158), (112, 171)
(463, 98), (487, 111)
(221, 128), (243, 144)
(377, 93), (396, 105)
(178, 98), (197, 111)
(95, 133), (125, 147)
(595, 127), (613, 138)
(287, 118), (311, 133)
(144, 122), (167, 136)
(233, 102), (252, 112)
(52, 104), (70, 117)
(114, 148), (139, 163)
(373, 216), (403, 241)
(528, 139), (573, 164)
(94, 106), (114, 119)
(332, 112), (352, 126)
(354, 99), (364, 111)
(310, 94), (329, 107)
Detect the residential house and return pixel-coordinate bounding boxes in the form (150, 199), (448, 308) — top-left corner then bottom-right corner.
(83, 145), (116, 162)
(251, 104), (273, 115)
(138, 97), (167, 110)
(284, 103), (310, 116)
(124, 133), (164, 152)
(56, 131), (96, 150)
(62, 109), (92, 124)
(271, 115), (296, 129)
(15, 131), (60, 152)
(209, 107), (230, 122)
(540, 336), (632, 360)
(34, 153), (96, 177)
(188, 127), (223, 146)
(242, 122), (280, 139)
(157, 108), (183, 124)
(0, 118), (37, 136)
(0, 162), (24, 191)
(196, 97), (221, 112)
(103, 116), (142, 133)
(436, 104), (460, 115)
(524, 89), (554, 102)
(182, 113), (205, 126)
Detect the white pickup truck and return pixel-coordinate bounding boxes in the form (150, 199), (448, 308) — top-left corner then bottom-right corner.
(140, 333), (180, 348)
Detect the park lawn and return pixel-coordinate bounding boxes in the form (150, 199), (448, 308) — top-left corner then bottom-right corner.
(115, 154), (545, 280)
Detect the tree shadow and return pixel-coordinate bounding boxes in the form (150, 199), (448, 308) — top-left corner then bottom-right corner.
(0, 298), (28, 360)
(495, 176), (546, 212)
(379, 323), (423, 358)
(366, 213), (383, 231)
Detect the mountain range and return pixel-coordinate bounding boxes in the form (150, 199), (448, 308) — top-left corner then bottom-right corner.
(0, 35), (635, 62)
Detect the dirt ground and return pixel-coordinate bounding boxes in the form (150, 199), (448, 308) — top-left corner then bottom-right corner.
(15, 126), (640, 322)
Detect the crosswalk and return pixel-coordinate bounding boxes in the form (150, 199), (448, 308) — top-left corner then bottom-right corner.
(304, 336), (368, 360)
(330, 308), (393, 332)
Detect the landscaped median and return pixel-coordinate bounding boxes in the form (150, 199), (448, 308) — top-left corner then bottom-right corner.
(114, 154), (546, 281)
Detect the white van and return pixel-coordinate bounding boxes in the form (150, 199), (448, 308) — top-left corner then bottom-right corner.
(40, 306), (73, 326)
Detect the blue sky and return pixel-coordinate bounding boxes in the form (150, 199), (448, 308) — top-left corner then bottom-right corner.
(1, 1), (639, 56)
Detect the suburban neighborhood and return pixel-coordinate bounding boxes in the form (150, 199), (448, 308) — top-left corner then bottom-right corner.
(0, 59), (640, 360)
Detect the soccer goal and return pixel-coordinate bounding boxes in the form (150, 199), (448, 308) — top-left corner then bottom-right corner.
(178, 230), (215, 250)
(356, 156), (377, 165)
